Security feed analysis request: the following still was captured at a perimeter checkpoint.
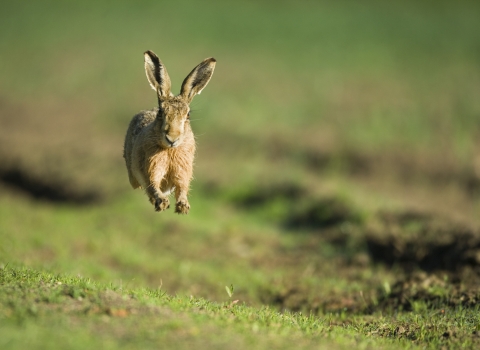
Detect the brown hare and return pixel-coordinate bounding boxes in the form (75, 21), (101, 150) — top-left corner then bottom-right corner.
(123, 50), (216, 214)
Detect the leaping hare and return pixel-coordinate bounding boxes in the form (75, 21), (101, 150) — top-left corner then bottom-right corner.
(123, 50), (216, 214)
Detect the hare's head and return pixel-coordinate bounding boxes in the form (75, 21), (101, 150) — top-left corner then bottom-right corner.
(144, 50), (216, 148)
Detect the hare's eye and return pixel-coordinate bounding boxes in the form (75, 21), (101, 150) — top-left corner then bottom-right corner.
(187, 112), (190, 119)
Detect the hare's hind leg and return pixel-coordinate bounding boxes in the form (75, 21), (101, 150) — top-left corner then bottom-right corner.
(127, 169), (141, 189)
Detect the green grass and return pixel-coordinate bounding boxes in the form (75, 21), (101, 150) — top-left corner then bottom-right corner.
(0, 184), (366, 305)
(3, 265), (480, 350)
(1, 0), (480, 348)
(1, 183), (479, 348)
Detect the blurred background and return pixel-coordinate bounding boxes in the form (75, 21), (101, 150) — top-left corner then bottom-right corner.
(1, 0), (479, 306)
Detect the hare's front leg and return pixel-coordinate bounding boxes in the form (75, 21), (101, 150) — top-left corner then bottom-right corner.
(146, 168), (170, 212)
(174, 187), (190, 214)
(173, 173), (192, 215)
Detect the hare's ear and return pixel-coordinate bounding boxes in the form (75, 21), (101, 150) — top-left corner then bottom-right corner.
(180, 57), (216, 103)
(144, 50), (171, 98)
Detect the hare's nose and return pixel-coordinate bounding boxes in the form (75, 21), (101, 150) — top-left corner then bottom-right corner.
(165, 135), (177, 146)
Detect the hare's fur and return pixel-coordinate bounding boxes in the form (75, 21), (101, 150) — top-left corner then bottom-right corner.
(123, 51), (216, 214)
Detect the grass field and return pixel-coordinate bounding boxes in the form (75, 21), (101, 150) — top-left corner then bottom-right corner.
(1, 0), (480, 348)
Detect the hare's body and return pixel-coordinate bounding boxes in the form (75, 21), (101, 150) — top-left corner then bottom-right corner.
(123, 51), (215, 214)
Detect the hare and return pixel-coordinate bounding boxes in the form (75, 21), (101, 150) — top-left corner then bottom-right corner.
(123, 50), (216, 214)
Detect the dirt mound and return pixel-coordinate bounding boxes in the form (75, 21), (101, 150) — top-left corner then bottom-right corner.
(366, 211), (480, 272)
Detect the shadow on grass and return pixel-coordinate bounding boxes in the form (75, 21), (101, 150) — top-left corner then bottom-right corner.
(365, 211), (480, 273)
(232, 182), (364, 229)
(0, 165), (102, 205)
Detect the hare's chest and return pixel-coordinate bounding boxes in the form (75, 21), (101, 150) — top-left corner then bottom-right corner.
(149, 146), (193, 176)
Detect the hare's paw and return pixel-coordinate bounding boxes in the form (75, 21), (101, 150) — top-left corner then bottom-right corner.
(154, 197), (170, 212)
(175, 200), (190, 214)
